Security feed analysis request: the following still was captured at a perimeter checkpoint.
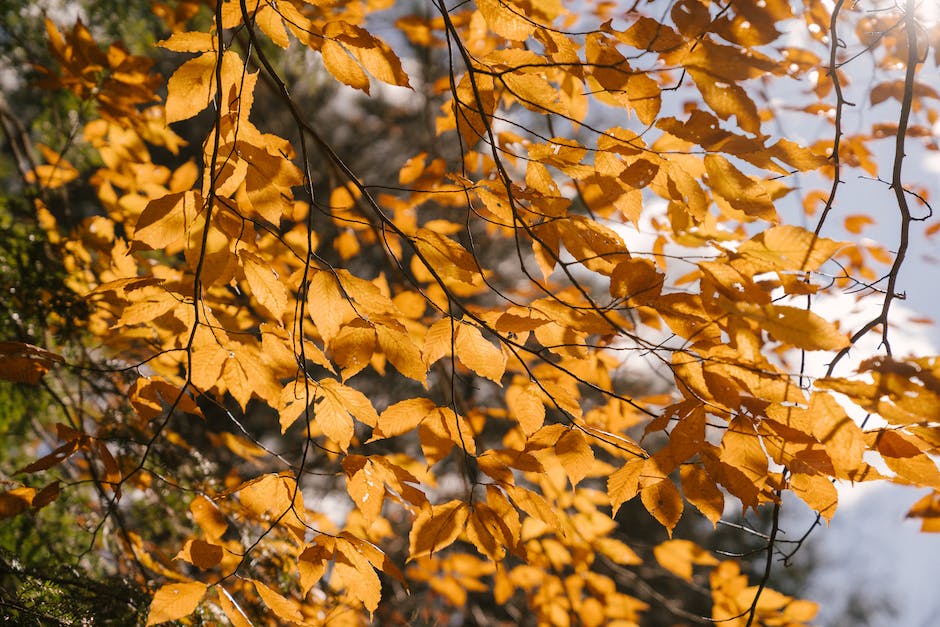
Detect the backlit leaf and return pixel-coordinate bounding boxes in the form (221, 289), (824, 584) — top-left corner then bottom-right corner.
(410, 500), (470, 560)
(654, 539), (719, 581)
(146, 582), (206, 626)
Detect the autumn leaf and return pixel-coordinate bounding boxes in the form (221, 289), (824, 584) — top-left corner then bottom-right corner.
(253, 580), (304, 623)
(146, 582), (207, 626)
(11, 3), (936, 625)
(410, 500), (470, 560)
(654, 539), (719, 581)
(731, 303), (850, 351)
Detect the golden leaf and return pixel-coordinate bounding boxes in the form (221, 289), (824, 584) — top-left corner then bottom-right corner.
(554, 429), (595, 486)
(132, 191), (201, 251)
(789, 472), (838, 522)
(0, 487), (35, 519)
(476, 0), (535, 41)
(506, 380), (545, 436)
(680, 465), (724, 526)
(704, 154), (775, 221)
(314, 377), (379, 450)
(375, 321), (426, 381)
(334, 537), (383, 613)
(175, 538), (223, 570)
(164, 50), (243, 124)
(240, 250), (288, 320)
(456, 322), (506, 384)
(375, 397), (436, 438)
(146, 582), (207, 626)
(736, 224), (840, 272)
(253, 580), (303, 623)
(190, 495), (227, 542)
(609, 460), (644, 516)
(641, 480), (683, 535)
(0, 342), (63, 384)
(731, 303), (850, 351)
(610, 258), (664, 305)
(409, 500), (470, 560)
(322, 39), (371, 93)
(654, 539), (719, 581)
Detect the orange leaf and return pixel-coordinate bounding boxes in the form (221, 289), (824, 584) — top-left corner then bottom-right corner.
(146, 582), (207, 626)
(704, 154), (775, 221)
(609, 459), (644, 516)
(732, 303), (850, 351)
(477, 0), (535, 41)
(334, 537), (383, 613)
(409, 500), (469, 560)
(0, 487), (35, 519)
(175, 539), (224, 570)
(654, 539), (719, 581)
(641, 480), (684, 536)
(253, 580), (303, 623)
(456, 322), (506, 384)
(322, 39), (371, 93)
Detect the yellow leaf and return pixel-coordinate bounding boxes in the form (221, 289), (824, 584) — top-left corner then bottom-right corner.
(789, 472), (838, 522)
(146, 582), (207, 626)
(343, 456), (385, 525)
(375, 397), (436, 438)
(256, 5), (291, 48)
(217, 587), (252, 627)
(0, 487), (35, 519)
(308, 270), (356, 345)
(555, 429), (595, 486)
(133, 191), (201, 251)
(680, 465), (724, 526)
(422, 318), (455, 368)
(164, 52), (214, 123)
(506, 380), (545, 436)
(720, 416), (768, 486)
(409, 500), (469, 560)
(253, 580), (303, 624)
(190, 495), (227, 542)
(732, 303), (850, 351)
(375, 321), (426, 381)
(736, 224), (840, 272)
(399, 152), (426, 185)
(26, 145), (78, 189)
(322, 39), (371, 93)
(593, 536), (642, 565)
(477, 0), (535, 41)
(240, 250), (287, 320)
(877, 430), (940, 489)
(906, 490), (940, 532)
(689, 67), (761, 134)
(654, 539), (719, 581)
(157, 31), (214, 53)
(466, 503), (513, 560)
(116, 291), (180, 327)
(845, 214), (875, 234)
(315, 378), (379, 450)
(609, 460), (643, 516)
(506, 485), (561, 531)
(333, 320), (376, 380)
(0, 342), (63, 385)
(334, 538), (383, 613)
(349, 36), (411, 89)
(413, 228), (479, 284)
(175, 539), (223, 570)
(610, 258), (664, 305)
(238, 473), (307, 539)
(641, 480), (683, 536)
(456, 322), (506, 384)
(704, 154), (775, 221)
